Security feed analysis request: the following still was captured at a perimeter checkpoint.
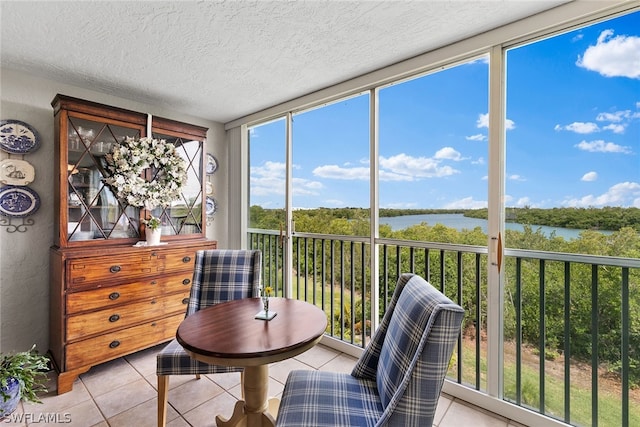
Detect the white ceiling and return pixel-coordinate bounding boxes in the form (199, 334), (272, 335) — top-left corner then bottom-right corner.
(1, 1), (568, 124)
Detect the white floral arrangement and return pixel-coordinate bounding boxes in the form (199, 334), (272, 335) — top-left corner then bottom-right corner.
(104, 136), (187, 209)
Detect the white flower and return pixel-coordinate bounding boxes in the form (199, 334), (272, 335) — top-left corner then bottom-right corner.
(103, 136), (187, 209)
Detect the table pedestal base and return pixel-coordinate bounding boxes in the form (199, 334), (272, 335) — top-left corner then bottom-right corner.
(216, 365), (279, 427)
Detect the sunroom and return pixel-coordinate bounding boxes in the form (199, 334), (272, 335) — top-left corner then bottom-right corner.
(1, 1), (638, 426)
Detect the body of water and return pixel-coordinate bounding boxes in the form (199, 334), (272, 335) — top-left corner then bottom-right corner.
(379, 213), (613, 240)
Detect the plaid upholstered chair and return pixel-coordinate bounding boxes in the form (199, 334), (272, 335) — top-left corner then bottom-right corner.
(156, 249), (261, 427)
(276, 273), (464, 427)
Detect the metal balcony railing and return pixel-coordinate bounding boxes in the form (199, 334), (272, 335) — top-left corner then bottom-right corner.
(248, 229), (639, 427)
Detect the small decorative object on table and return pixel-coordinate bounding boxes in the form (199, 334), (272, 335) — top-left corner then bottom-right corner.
(255, 285), (276, 320)
(143, 215), (162, 245)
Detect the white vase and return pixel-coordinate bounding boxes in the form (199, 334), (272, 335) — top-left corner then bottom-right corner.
(146, 227), (161, 246)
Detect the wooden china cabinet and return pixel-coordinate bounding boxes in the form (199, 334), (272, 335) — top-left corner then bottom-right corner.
(49, 95), (216, 394)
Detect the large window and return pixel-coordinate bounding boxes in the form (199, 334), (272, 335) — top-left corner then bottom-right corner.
(248, 118), (286, 229)
(505, 11), (639, 249)
(291, 94), (370, 235)
(378, 57), (489, 242)
(245, 6), (639, 426)
(503, 11), (639, 425)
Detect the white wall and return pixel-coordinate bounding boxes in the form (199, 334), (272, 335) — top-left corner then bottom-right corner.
(0, 68), (227, 353)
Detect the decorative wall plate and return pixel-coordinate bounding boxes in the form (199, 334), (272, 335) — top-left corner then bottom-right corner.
(206, 196), (217, 216)
(0, 159), (36, 185)
(0, 185), (41, 217)
(206, 153), (218, 174)
(0, 120), (41, 154)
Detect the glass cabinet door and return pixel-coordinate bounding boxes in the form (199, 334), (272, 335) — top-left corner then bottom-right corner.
(149, 132), (204, 237)
(66, 116), (142, 242)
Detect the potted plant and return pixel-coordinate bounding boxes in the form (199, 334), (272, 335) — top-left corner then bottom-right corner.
(143, 215), (162, 245)
(0, 345), (49, 418)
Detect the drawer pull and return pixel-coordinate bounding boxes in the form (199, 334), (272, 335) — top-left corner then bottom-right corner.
(109, 265), (121, 273)
(182, 279), (191, 285)
(151, 251), (157, 257)
(151, 322), (157, 327)
(151, 299), (157, 304)
(151, 280), (157, 285)
(182, 256), (191, 263)
(182, 298), (189, 304)
(109, 314), (120, 322)
(109, 292), (120, 300)
(109, 340), (120, 349)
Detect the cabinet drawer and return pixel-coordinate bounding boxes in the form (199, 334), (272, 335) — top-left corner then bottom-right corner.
(67, 292), (189, 342)
(65, 313), (184, 370)
(66, 272), (192, 314)
(68, 248), (197, 287)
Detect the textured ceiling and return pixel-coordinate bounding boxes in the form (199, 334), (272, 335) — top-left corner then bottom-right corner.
(1, 1), (567, 123)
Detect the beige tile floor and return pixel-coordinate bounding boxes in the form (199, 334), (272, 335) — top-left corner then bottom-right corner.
(4, 343), (525, 426)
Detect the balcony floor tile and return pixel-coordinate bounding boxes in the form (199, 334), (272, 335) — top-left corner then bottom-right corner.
(12, 343), (522, 426)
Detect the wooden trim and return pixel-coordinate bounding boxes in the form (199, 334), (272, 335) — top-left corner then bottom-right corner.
(152, 115), (208, 139)
(51, 94), (147, 125)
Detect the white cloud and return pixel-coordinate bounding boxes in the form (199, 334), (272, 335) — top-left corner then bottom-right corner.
(472, 157), (485, 165)
(434, 147), (464, 161)
(313, 165), (369, 180)
(555, 122), (599, 134)
(581, 171), (598, 182)
(596, 110), (632, 122)
(378, 169), (415, 182)
(477, 113), (489, 128)
(558, 109), (639, 135)
(477, 113), (515, 130)
(515, 197), (532, 207)
(442, 197), (487, 209)
(602, 123), (626, 134)
(312, 156), (463, 182)
(379, 153), (460, 180)
(576, 30), (640, 79)
(508, 174), (525, 181)
(323, 199), (344, 206)
(466, 133), (487, 141)
(250, 161), (286, 196)
(574, 139), (632, 153)
(251, 161), (323, 197)
(562, 181), (640, 207)
(292, 178), (324, 196)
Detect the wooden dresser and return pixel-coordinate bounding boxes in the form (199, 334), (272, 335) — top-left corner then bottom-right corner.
(49, 240), (215, 393)
(49, 95), (217, 393)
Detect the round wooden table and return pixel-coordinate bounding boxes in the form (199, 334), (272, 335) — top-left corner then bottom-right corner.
(176, 297), (327, 427)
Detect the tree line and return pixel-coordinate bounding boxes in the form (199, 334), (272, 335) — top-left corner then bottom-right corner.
(466, 206), (640, 232)
(251, 205), (640, 233)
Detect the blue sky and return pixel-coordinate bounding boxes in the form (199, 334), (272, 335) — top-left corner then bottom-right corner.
(250, 11), (639, 210)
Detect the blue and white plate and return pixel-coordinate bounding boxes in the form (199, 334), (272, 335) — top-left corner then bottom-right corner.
(206, 153), (218, 174)
(206, 196), (217, 216)
(0, 185), (41, 217)
(0, 120), (41, 154)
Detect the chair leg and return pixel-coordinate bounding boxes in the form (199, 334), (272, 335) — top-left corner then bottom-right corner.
(241, 370), (245, 399)
(196, 373), (201, 379)
(157, 375), (169, 427)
